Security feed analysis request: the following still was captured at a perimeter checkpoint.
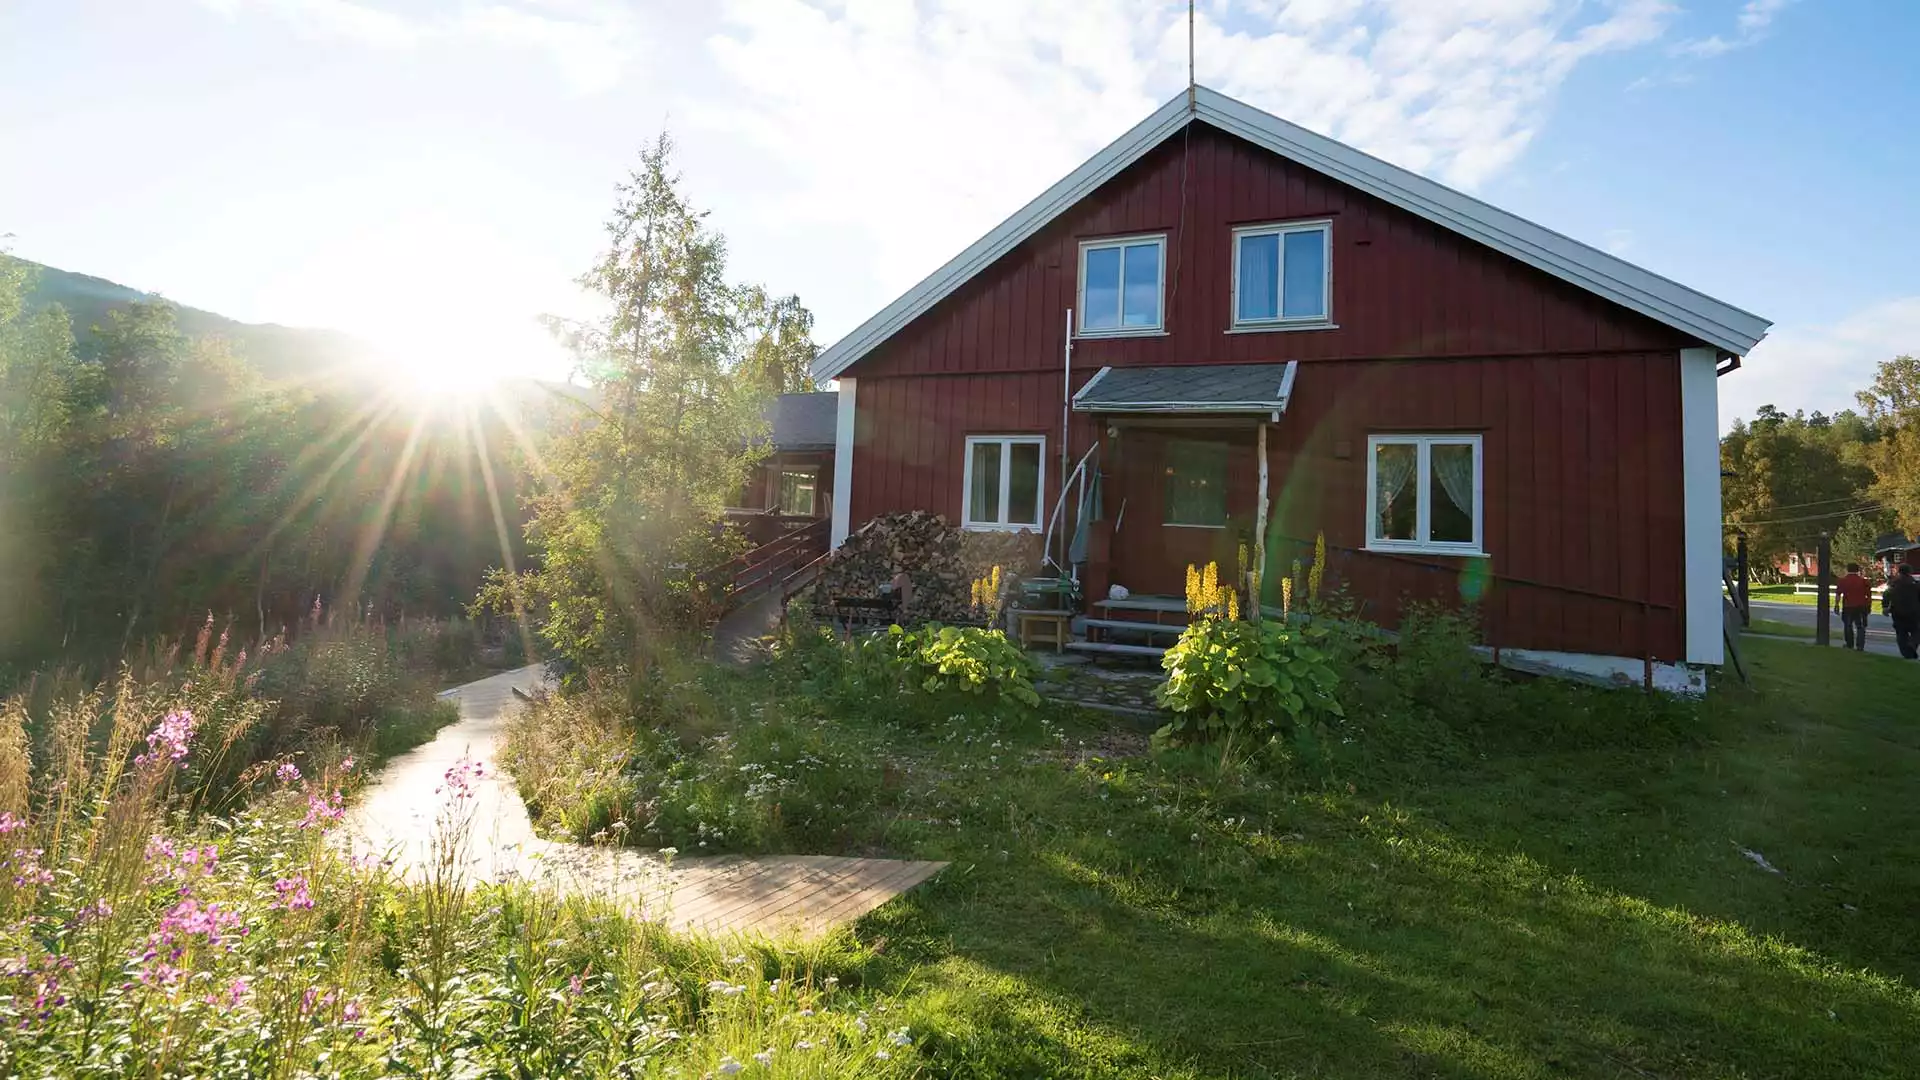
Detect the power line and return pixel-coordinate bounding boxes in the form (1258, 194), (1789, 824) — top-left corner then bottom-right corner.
(1725, 502), (1884, 528)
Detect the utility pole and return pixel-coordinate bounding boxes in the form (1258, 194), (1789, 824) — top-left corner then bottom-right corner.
(1816, 532), (1833, 646)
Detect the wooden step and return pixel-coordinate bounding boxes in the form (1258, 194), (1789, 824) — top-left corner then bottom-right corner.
(1065, 641), (1168, 658)
(1082, 618), (1184, 636)
(1094, 596), (1188, 613)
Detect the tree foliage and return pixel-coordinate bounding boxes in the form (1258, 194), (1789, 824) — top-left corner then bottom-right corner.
(487, 134), (814, 674)
(1722, 355), (1920, 570)
(0, 252), (532, 678)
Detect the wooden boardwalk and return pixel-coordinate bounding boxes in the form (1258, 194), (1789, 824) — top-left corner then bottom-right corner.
(346, 665), (946, 939)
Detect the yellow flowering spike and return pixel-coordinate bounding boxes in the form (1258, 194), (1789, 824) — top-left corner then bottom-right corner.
(1226, 588), (1240, 621)
(991, 565), (1003, 593)
(1202, 561), (1218, 603)
(1310, 531), (1327, 601)
(1282, 576), (1294, 617)
(1236, 542), (1248, 575)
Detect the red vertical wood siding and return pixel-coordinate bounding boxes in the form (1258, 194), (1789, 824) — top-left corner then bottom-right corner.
(842, 122), (1700, 660)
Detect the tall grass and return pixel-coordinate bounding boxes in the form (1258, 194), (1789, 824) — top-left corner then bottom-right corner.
(0, 668), (924, 1077)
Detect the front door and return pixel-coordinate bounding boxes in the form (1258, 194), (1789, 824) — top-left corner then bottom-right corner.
(1104, 427), (1256, 598)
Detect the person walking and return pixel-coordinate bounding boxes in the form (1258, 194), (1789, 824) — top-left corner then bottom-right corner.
(1886, 564), (1920, 660)
(1837, 563), (1874, 651)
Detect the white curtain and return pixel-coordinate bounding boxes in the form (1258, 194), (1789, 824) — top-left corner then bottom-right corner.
(1376, 445), (1416, 533)
(1431, 446), (1474, 520)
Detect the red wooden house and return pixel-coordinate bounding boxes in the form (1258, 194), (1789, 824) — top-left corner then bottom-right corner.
(813, 87), (1768, 689)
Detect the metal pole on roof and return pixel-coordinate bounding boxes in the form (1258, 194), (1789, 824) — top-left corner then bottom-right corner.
(1187, 0), (1196, 115)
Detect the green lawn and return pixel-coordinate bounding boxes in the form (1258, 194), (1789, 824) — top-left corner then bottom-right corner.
(518, 637), (1920, 1078)
(1746, 616), (1815, 638)
(1747, 583), (1823, 606)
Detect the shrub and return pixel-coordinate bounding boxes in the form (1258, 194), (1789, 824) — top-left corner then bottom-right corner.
(861, 624), (1041, 708)
(1157, 617), (1344, 751)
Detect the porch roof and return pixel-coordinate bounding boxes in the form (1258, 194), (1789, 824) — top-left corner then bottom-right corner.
(1071, 361), (1298, 418)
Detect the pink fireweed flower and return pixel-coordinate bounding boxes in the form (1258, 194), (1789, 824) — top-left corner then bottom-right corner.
(134, 898), (243, 985)
(133, 710), (196, 768)
(299, 790), (346, 830)
(0, 811), (25, 835)
(435, 759), (484, 800)
(274, 762), (301, 784)
(272, 875), (315, 911)
(339, 756), (356, 774)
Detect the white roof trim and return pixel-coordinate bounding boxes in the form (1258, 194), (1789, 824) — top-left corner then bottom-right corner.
(812, 87), (1769, 383)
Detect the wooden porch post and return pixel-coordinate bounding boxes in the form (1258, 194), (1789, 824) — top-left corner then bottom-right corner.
(1254, 421), (1269, 622)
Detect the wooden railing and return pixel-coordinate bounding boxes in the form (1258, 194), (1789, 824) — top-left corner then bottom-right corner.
(698, 518), (830, 617)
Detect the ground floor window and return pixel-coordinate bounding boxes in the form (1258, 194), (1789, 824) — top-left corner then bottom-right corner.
(1164, 438), (1228, 527)
(1366, 434), (1483, 554)
(964, 435), (1044, 530)
(777, 469), (817, 516)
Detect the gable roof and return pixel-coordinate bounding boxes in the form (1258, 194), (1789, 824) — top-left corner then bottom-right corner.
(813, 86), (1769, 383)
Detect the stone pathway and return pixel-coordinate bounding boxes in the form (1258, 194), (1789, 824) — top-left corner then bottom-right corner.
(345, 665), (945, 938)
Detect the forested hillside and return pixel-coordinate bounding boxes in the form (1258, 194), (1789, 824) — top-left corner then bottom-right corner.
(0, 255), (564, 681)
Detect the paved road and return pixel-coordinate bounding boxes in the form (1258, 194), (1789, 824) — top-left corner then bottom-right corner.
(1746, 599), (1903, 656)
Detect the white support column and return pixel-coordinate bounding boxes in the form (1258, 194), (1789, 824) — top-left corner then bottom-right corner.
(830, 377), (857, 549)
(1680, 347), (1724, 665)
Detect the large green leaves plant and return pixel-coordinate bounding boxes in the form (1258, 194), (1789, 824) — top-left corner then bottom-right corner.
(1157, 617), (1343, 747)
(866, 624), (1041, 708)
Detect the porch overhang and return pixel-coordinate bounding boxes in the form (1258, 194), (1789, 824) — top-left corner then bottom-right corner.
(1071, 361), (1298, 421)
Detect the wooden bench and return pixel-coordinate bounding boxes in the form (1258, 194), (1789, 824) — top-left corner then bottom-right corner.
(1012, 608), (1073, 653)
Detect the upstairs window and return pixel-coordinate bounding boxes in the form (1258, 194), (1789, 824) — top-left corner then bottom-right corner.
(964, 435), (1044, 530)
(1233, 221), (1330, 326)
(1366, 434), (1483, 554)
(1164, 439), (1229, 527)
(1079, 235), (1165, 334)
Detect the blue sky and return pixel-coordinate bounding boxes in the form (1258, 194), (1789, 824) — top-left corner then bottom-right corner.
(2, 0), (1913, 426)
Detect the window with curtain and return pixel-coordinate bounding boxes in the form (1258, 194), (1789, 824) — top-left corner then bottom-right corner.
(1233, 221), (1330, 326)
(1079, 235), (1166, 333)
(1366, 435), (1482, 553)
(776, 469), (817, 516)
(1164, 439), (1228, 527)
(964, 435), (1045, 530)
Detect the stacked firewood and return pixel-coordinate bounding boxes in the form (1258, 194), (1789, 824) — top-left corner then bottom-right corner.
(812, 511), (1041, 624)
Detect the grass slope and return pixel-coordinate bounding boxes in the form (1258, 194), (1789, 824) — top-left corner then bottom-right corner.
(517, 636), (1920, 1077)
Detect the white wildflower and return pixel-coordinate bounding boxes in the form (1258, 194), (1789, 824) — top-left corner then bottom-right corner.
(752, 1049), (773, 1066)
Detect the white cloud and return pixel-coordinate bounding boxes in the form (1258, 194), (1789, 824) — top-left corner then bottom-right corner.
(697, 0), (1675, 331)
(1674, 0), (1796, 58)
(194, 0), (640, 93)
(1724, 297), (1920, 430)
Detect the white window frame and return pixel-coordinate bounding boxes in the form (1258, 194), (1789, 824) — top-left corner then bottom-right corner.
(775, 467), (817, 516)
(1077, 233), (1167, 337)
(962, 434), (1046, 531)
(1365, 434), (1484, 556)
(1230, 219), (1332, 329)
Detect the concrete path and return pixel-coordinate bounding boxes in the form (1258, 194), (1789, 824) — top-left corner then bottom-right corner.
(345, 665), (945, 938)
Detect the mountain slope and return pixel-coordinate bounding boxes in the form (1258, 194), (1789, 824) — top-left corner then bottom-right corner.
(20, 260), (369, 381)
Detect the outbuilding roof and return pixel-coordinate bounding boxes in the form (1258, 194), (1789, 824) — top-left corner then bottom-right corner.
(1071, 362), (1298, 418)
(767, 391), (838, 451)
(814, 86), (1769, 383)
